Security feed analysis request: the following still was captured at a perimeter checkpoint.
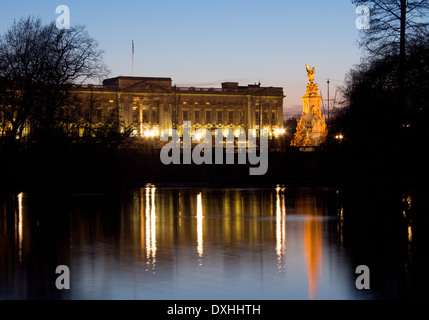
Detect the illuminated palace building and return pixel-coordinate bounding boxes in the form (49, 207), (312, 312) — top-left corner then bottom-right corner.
(79, 76), (285, 138)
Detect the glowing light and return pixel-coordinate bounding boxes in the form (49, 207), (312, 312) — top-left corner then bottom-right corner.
(234, 129), (244, 138)
(145, 185), (157, 272)
(144, 129), (159, 138)
(335, 134), (344, 140)
(140, 188), (144, 252)
(197, 193), (204, 263)
(274, 128), (286, 136)
(194, 132), (203, 141)
(303, 203), (323, 300)
(275, 188), (286, 272)
(17, 193), (23, 263)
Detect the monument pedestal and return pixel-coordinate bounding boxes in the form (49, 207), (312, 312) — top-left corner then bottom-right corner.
(291, 65), (328, 147)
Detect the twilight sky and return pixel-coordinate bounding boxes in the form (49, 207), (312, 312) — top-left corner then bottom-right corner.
(0, 0), (363, 117)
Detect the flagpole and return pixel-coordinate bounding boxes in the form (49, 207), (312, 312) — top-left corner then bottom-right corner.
(132, 40), (134, 76)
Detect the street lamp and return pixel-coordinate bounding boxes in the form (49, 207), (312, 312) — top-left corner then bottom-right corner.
(335, 134), (344, 143)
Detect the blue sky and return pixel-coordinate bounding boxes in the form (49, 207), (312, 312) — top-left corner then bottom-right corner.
(0, 0), (363, 116)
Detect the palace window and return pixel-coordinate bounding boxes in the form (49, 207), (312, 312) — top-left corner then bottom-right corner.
(206, 110), (212, 123)
(195, 110), (200, 123)
(228, 111), (234, 124)
(183, 110), (189, 121)
(217, 110), (223, 123)
(271, 110), (277, 122)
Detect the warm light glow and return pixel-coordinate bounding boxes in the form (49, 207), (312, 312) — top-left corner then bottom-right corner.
(17, 193), (24, 263)
(139, 106), (144, 137)
(275, 188), (286, 272)
(144, 131), (154, 138)
(194, 132), (203, 141)
(274, 128), (286, 136)
(144, 129), (159, 138)
(140, 188), (144, 252)
(302, 203), (323, 300)
(197, 193), (204, 263)
(145, 185), (157, 272)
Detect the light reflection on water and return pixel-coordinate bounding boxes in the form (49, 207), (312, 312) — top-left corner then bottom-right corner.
(0, 186), (405, 300)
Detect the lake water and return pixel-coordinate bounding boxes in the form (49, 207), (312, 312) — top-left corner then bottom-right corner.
(0, 185), (426, 300)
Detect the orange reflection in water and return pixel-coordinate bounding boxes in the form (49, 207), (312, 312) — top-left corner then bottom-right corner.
(298, 195), (323, 300)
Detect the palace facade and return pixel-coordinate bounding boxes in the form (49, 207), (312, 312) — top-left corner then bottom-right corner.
(77, 76), (285, 138)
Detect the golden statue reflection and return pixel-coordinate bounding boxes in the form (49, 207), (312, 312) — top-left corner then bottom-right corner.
(296, 194), (323, 300)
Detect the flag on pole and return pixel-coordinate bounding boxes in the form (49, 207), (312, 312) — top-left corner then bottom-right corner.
(132, 40), (134, 76)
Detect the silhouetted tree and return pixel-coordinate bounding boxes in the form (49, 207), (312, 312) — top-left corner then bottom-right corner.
(353, 0), (429, 134)
(330, 39), (429, 182)
(0, 17), (109, 145)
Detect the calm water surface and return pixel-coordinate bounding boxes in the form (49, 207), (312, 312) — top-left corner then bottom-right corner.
(0, 186), (425, 300)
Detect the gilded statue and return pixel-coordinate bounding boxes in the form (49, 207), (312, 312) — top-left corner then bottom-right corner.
(305, 64), (316, 83)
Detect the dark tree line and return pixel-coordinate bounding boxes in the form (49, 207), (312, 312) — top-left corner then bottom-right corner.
(329, 38), (429, 184)
(0, 17), (109, 146)
(353, 0), (429, 132)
